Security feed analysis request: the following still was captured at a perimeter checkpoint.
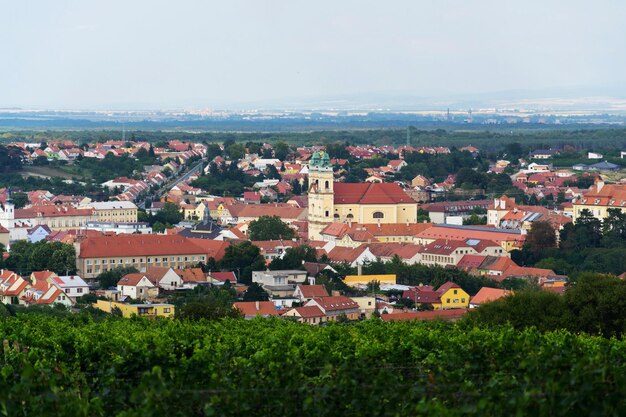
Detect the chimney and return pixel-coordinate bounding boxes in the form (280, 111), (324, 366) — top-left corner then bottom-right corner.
(357, 264), (363, 276)
(255, 301), (260, 310)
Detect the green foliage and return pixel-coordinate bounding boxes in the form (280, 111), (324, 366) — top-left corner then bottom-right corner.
(96, 266), (139, 289)
(525, 221), (557, 253)
(463, 214), (487, 225)
(10, 192), (28, 209)
(0, 145), (23, 173)
(2, 317), (626, 415)
(191, 161), (257, 196)
(248, 215), (296, 241)
(242, 282), (270, 302)
(5, 241), (76, 275)
(174, 285), (241, 320)
(220, 241), (266, 284)
(468, 273), (626, 338)
(75, 153), (144, 183)
(269, 245), (317, 270)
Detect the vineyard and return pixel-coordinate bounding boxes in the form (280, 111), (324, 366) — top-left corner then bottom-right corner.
(1, 315), (625, 416)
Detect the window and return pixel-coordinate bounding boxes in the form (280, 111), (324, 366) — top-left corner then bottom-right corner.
(446, 298), (450, 303)
(373, 212), (384, 219)
(77, 288), (83, 293)
(453, 289), (458, 295)
(325, 210), (329, 217)
(324, 180), (329, 189)
(65, 289), (70, 293)
(164, 308), (171, 313)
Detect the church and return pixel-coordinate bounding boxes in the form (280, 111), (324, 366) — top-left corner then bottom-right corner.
(307, 151), (418, 240)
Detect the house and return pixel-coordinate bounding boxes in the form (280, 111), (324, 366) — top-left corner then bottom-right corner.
(304, 296), (360, 321)
(572, 182), (626, 222)
(175, 268), (208, 287)
(530, 149), (558, 159)
(325, 245), (377, 267)
(207, 271), (237, 285)
(387, 159), (407, 172)
(27, 224), (52, 243)
(233, 301), (279, 319)
(293, 284), (329, 303)
(588, 152), (603, 159)
(116, 273), (158, 300)
(0, 270), (30, 305)
(469, 287), (511, 308)
(94, 300), (175, 318)
(350, 296), (377, 318)
(283, 305), (325, 325)
(144, 267), (184, 291)
(23, 273), (73, 307)
(252, 270), (308, 287)
(433, 282), (470, 309)
(51, 275), (90, 299)
(411, 175), (430, 188)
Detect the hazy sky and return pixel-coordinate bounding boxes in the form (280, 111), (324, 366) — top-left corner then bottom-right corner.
(2, 0), (626, 109)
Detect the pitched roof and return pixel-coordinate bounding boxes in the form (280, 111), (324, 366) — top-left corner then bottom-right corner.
(289, 305), (325, 318)
(80, 235), (207, 258)
(175, 268), (206, 283)
(309, 296), (359, 312)
(117, 273), (151, 287)
(233, 301), (279, 317)
(436, 281), (462, 294)
(333, 183), (413, 204)
(470, 287), (511, 305)
(296, 284), (329, 298)
(208, 271), (237, 283)
(381, 309), (468, 321)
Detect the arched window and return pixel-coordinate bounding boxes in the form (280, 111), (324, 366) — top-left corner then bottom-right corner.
(373, 211), (384, 219)
(333, 213), (340, 219)
(346, 213), (354, 219)
(324, 180), (330, 190)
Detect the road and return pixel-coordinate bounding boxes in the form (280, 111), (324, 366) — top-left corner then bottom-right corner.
(137, 158), (206, 210)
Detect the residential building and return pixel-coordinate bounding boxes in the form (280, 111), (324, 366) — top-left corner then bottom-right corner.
(293, 284), (329, 303)
(81, 201), (138, 223)
(283, 305), (325, 324)
(469, 287), (512, 308)
(304, 296), (360, 321)
(51, 275), (90, 299)
(233, 301), (279, 319)
(76, 234), (209, 279)
(572, 182), (626, 222)
(252, 270), (308, 287)
(116, 273), (159, 300)
(94, 300), (175, 318)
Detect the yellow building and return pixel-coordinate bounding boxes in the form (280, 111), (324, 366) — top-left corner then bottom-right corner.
(307, 151), (417, 240)
(432, 282), (470, 309)
(572, 182), (626, 223)
(85, 201), (138, 223)
(343, 274), (397, 286)
(94, 300), (175, 318)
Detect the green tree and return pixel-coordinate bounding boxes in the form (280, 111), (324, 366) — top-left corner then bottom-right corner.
(227, 143), (246, 160)
(601, 208), (626, 248)
(525, 221), (557, 253)
(269, 245), (317, 270)
(220, 241), (266, 284)
(274, 142), (291, 161)
(242, 282), (270, 302)
(96, 266), (139, 289)
(10, 192), (28, 209)
(248, 216), (296, 241)
(175, 285), (241, 321)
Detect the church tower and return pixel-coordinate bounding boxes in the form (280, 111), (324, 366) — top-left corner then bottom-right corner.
(0, 189), (15, 230)
(307, 151), (334, 240)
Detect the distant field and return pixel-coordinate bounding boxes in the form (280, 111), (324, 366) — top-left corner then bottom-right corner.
(21, 165), (76, 180)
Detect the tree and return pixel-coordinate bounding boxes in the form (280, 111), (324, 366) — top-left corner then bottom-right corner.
(175, 285), (241, 321)
(4, 241), (76, 275)
(220, 241), (266, 284)
(525, 221), (557, 253)
(269, 245), (317, 270)
(274, 142), (290, 161)
(601, 208), (626, 248)
(248, 216), (296, 241)
(265, 164), (282, 180)
(152, 202), (183, 226)
(561, 209), (602, 250)
(226, 143), (246, 160)
(242, 282), (269, 302)
(10, 192), (28, 209)
(96, 266), (139, 289)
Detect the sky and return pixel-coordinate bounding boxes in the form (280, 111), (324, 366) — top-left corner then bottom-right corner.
(1, 0), (626, 110)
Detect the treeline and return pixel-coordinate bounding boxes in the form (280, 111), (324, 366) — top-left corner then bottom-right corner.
(1, 315), (626, 416)
(3, 126), (626, 150)
(467, 273), (626, 338)
(514, 209), (626, 276)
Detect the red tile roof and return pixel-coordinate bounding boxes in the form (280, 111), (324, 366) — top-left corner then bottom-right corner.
(309, 296), (359, 312)
(470, 287), (511, 305)
(290, 305), (325, 318)
(296, 284), (329, 298)
(79, 235), (207, 258)
(233, 301), (279, 317)
(333, 183), (413, 204)
(117, 273), (150, 287)
(381, 309), (468, 321)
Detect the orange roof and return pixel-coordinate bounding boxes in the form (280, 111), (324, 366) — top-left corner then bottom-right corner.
(175, 268), (206, 283)
(15, 204), (94, 219)
(334, 183), (413, 204)
(416, 225), (525, 246)
(470, 287), (512, 305)
(381, 309), (468, 321)
(80, 235), (207, 259)
(290, 305), (325, 318)
(233, 301), (279, 317)
(117, 273), (150, 287)
(309, 296), (359, 312)
(326, 246), (369, 264)
(237, 205), (305, 219)
(187, 239), (230, 261)
(296, 284), (329, 298)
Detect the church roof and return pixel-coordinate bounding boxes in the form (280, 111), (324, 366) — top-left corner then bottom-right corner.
(333, 183), (412, 204)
